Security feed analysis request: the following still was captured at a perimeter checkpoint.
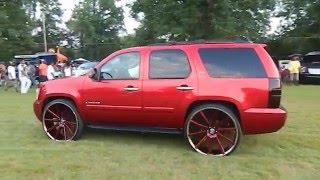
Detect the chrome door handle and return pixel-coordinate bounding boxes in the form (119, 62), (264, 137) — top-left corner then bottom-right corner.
(176, 85), (194, 91)
(124, 86), (139, 92)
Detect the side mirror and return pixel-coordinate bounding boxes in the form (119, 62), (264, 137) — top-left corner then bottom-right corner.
(89, 68), (99, 81)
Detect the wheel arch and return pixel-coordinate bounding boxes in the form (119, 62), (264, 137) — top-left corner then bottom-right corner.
(42, 94), (79, 114)
(184, 100), (243, 128)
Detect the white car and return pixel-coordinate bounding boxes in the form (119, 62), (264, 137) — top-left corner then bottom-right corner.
(73, 62), (98, 77)
(278, 60), (290, 70)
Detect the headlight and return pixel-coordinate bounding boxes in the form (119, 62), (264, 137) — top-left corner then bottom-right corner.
(301, 67), (307, 73)
(35, 83), (44, 100)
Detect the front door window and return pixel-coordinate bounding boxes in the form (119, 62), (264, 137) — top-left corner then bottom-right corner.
(100, 52), (140, 80)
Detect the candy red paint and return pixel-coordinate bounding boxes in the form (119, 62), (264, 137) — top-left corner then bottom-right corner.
(34, 42), (287, 135)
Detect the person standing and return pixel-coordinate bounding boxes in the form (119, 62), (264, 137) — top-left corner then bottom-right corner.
(38, 59), (48, 82)
(18, 60), (31, 94)
(0, 63), (6, 87)
(288, 55), (301, 85)
(47, 62), (55, 80)
(26, 62), (36, 87)
(4, 61), (18, 92)
(64, 62), (72, 77)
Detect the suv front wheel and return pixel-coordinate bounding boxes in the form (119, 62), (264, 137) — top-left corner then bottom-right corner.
(42, 99), (84, 141)
(184, 103), (242, 156)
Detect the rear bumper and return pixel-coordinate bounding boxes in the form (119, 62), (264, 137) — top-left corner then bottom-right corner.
(242, 107), (287, 134)
(33, 100), (42, 121)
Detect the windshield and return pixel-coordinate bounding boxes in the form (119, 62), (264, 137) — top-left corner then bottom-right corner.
(303, 55), (320, 63)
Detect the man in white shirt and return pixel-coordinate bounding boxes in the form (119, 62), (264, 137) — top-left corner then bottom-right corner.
(47, 62), (55, 80)
(8, 64), (16, 80)
(63, 62), (72, 77)
(4, 62), (18, 91)
(0, 63), (6, 87)
(17, 60), (31, 94)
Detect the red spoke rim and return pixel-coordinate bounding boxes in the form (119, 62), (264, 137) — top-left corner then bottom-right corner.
(218, 128), (236, 132)
(187, 108), (238, 156)
(43, 103), (77, 141)
(196, 135), (207, 148)
(65, 124), (74, 135)
(44, 118), (60, 122)
(63, 126), (67, 140)
(215, 137), (225, 154)
(189, 130), (207, 136)
(200, 111), (210, 125)
(212, 110), (219, 127)
(47, 109), (60, 119)
(217, 132), (234, 145)
(46, 124), (59, 133)
(190, 120), (208, 129)
(207, 138), (213, 154)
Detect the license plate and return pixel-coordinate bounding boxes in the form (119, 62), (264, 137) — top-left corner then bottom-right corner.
(308, 68), (320, 75)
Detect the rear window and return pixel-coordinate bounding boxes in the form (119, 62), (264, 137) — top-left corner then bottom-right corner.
(198, 48), (267, 78)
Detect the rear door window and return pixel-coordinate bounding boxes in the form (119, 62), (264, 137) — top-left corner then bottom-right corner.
(198, 48), (267, 78)
(149, 50), (191, 79)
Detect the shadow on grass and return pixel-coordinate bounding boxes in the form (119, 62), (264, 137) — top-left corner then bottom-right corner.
(81, 127), (187, 150)
(80, 127), (271, 155)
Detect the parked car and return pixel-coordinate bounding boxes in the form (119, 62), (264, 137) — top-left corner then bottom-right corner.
(278, 60), (290, 70)
(70, 58), (91, 69)
(15, 53), (57, 66)
(34, 41), (287, 156)
(300, 51), (320, 84)
(73, 62), (98, 77)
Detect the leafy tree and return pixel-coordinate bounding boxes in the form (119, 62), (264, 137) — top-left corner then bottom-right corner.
(268, 0), (320, 58)
(67, 0), (124, 60)
(0, 0), (36, 61)
(31, 0), (65, 51)
(131, 0), (277, 44)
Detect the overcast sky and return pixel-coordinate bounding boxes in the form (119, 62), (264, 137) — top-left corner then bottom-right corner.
(58, 0), (140, 34)
(58, 0), (280, 35)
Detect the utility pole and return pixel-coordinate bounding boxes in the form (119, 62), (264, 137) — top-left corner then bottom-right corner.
(42, 11), (48, 52)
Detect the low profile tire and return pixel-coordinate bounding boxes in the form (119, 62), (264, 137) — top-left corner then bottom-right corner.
(184, 103), (242, 156)
(42, 99), (84, 141)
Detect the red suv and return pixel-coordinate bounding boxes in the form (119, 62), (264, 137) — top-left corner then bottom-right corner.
(34, 42), (287, 156)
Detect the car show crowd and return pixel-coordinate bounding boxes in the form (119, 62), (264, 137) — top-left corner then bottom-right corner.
(0, 48), (99, 94)
(1, 51), (318, 94)
(0, 59), (74, 94)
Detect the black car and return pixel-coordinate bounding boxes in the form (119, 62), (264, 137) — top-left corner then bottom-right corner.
(300, 51), (320, 84)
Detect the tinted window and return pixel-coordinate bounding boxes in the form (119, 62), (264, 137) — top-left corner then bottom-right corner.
(199, 48), (266, 78)
(149, 50), (191, 79)
(100, 52), (140, 80)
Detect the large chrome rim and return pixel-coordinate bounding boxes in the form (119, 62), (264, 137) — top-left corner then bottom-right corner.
(42, 102), (78, 141)
(187, 107), (239, 156)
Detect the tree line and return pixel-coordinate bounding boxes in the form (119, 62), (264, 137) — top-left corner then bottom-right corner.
(0, 0), (319, 61)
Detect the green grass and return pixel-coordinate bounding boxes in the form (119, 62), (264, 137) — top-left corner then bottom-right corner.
(0, 85), (319, 179)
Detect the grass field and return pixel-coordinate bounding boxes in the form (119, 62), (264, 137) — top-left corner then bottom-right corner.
(0, 85), (319, 179)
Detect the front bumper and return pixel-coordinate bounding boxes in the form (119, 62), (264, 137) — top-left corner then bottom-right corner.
(300, 73), (320, 83)
(33, 100), (42, 121)
(242, 107), (287, 134)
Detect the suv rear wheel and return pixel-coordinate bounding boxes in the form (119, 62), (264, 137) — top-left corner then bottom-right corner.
(184, 103), (242, 156)
(42, 99), (84, 141)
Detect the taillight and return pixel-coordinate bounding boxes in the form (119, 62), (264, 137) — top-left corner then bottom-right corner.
(268, 78), (281, 108)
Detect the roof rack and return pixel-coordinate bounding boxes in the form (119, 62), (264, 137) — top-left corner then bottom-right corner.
(149, 37), (253, 46)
